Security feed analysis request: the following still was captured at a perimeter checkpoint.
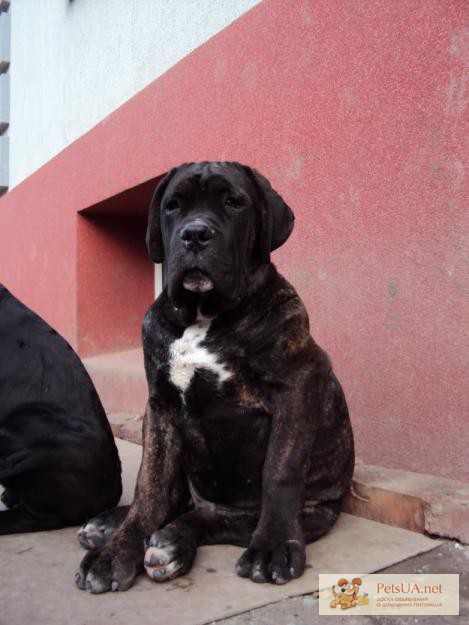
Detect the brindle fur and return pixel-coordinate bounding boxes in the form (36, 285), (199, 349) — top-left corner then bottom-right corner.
(76, 162), (354, 593)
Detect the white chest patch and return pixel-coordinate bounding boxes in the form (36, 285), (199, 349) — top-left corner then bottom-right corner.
(169, 315), (232, 394)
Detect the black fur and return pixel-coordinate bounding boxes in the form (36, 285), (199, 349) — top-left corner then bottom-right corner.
(0, 285), (122, 533)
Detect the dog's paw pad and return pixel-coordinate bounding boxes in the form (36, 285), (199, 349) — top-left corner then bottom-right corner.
(144, 548), (186, 581)
(144, 525), (196, 583)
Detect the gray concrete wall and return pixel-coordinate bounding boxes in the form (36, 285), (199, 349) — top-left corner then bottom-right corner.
(8, 0), (260, 187)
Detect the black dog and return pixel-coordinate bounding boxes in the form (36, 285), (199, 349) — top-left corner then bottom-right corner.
(76, 161), (354, 592)
(0, 285), (122, 533)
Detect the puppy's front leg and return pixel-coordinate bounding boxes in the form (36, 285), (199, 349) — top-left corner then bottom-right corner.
(75, 395), (184, 594)
(236, 382), (317, 585)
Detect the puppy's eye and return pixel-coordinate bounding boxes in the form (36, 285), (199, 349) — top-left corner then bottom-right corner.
(225, 196), (244, 210)
(164, 199), (180, 212)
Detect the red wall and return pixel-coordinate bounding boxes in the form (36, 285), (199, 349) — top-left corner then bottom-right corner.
(0, 0), (467, 480)
(77, 212), (154, 357)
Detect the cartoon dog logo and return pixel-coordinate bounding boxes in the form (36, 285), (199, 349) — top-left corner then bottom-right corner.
(330, 577), (368, 610)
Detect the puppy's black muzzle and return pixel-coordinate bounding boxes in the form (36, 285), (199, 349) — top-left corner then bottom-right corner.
(180, 221), (214, 252)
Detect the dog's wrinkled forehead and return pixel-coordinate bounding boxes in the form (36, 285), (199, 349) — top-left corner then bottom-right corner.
(146, 160), (295, 265)
(163, 162), (255, 204)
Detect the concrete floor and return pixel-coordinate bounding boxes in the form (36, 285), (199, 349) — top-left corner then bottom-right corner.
(213, 541), (468, 625)
(1, 439), (466, 625)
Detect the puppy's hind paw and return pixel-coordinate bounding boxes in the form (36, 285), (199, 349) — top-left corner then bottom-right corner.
(77, 506), (129, 550)
(77, 520), (108, 551)
(144, 524), (196, 582)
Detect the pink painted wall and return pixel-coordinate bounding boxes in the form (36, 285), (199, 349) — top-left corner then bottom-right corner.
(0, 0), (467, 480)
(0, 158), (79, 345)
(77, 212), (154, 357)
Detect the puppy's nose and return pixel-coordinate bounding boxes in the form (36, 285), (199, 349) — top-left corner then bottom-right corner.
(180, 221), (214, 250)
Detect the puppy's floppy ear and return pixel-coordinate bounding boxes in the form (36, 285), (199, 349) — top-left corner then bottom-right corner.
(338, 578), (348, 587)
(242, 166), (295, 263)
(352, 578), (362, 586)
(146, 167), (180, 263)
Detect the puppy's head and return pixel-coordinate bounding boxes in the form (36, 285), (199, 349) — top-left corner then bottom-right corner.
(146, 161), (294, 308)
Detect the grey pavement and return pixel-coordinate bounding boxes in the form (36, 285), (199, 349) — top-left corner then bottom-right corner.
(0, 439), (465, 625)
(213, 541), (469, 625)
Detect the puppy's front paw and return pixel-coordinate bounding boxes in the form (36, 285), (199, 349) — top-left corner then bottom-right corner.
(75, 544), (141, 593)
(236, 534), (306, 585)
(144, 524), (196, 582)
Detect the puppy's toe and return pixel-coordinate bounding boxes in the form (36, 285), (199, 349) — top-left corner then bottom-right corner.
(144, 524), (196, 582)
(236, 548), (270, 583)
(236, 538), (306, 585)
(250, 553), (270, 583)
(235, 548), (253, 578)
(75, 546), (139, 594)
(270, 546), (290, 585)
(75, 550), (112, 593)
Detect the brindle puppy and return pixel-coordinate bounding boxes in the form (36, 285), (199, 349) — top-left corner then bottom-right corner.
(76, 161), (354, 593)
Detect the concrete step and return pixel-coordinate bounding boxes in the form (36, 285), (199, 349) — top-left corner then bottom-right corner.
(83, 348), (147, 415)
(344, 463), (469, 544)
(108, 412), (143, 445)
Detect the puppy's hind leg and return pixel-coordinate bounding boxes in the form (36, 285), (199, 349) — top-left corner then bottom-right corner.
(144, 505), (258, 582)
(302, 500), (341, 543)
(141, 501), (341, 583)
(77, 505), (130, 550)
